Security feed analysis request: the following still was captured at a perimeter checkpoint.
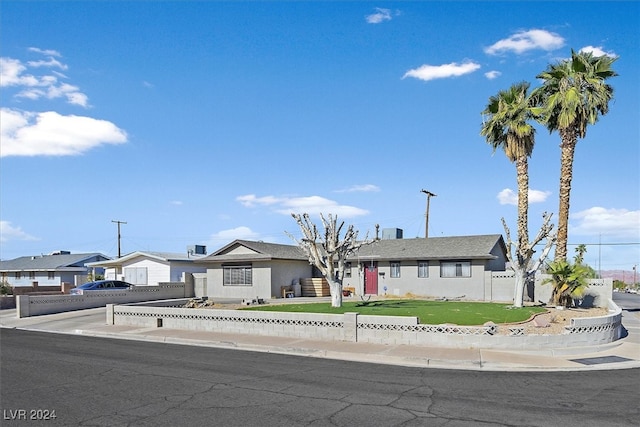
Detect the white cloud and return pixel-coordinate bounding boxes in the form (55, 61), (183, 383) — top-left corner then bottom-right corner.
(27, 47), (61, 57)
(335, 184), (380, 193)
(209, 226), (260, 242)
(484, 70), (501, 80)
(0, 221), (38, 242)
(366, 8), (393, 24)
(0, 108), (127, 157)
(27, 57), (68, 70)
(1, 51), (88, 107)
(16, 82), (89, 107)
(236, 194), (282, 208)
(570, 207), (640, 238)
(403, 61), (481, 82)
(237, 194), (369, 218)
(170, 200), (183, 206)
(579, 45), (617, 58)
(484, 29), (565, 55)
(0, 57), (40, 87)
(497, 188), (551, 205)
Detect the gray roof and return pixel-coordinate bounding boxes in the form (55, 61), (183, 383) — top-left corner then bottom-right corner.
(196, 235), (505, 264)
(352, 234), (505, 261)
(0, 253), (110, 272)
(197, 240), (307, 263)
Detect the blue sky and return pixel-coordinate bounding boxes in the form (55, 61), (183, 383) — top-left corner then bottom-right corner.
(1, 1), (638, 272)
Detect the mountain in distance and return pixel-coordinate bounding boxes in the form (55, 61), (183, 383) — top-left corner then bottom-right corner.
(599, 270), (638, 284)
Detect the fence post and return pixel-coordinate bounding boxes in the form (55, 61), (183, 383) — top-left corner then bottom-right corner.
(16, 295), (30, 318)
(106, 304), (115, 325)
(343, 312), (358, 342)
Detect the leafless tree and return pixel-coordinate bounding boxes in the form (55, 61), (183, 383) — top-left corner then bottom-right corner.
(502, 211), (556, 307)
(288, 213), (374, 307)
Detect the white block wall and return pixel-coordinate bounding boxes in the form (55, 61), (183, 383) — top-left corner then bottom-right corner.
(108, 300), (623, 350)
(17, 284), (187, 318)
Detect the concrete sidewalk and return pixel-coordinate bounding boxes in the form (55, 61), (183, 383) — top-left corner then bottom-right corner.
(1, 307), (639, 372)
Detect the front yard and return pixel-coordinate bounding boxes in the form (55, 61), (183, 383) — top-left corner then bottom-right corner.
(242, 299), (547, 325)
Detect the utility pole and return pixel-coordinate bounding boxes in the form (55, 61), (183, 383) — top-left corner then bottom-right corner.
(111, 220), (127, 258)
(420, 189), (436, 238)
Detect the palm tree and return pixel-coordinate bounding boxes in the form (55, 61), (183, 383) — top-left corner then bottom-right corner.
(532, 50), (618, 262)
(481, 82), (537, 307)
(543, 259), (590, 307)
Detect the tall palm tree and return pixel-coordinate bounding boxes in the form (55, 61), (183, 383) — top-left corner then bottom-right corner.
(481, 82), (537, 307)
(532, 50), (618, 262)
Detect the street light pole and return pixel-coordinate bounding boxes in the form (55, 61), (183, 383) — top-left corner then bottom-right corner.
(111, 220), (127, 258)
(420, 189), (436, 239)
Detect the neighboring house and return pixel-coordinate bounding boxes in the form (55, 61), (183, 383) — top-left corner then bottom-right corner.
(196, 234), (511, 301)
(86, 248), (207, 286)
(0, 251), (111, 287)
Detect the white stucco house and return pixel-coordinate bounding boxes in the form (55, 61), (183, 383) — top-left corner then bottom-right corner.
(195, 234), (515, 301)
(86, 248), (207, 286)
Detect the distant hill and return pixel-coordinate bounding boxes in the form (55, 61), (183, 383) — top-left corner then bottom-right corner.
(600, 270), (638, 284)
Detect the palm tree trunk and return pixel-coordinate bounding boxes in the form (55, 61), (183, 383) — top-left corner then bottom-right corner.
(513, 155), (530, 307)
(516, 155), (529, 263)
(555, 128), (578, 262)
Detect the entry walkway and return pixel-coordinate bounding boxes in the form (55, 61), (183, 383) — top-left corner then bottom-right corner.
(1, 306), (639, 372)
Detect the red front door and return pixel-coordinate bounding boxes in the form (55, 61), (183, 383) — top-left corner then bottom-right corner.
(364, 262), (378, 295)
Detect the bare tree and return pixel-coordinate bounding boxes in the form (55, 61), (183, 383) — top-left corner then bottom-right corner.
(502, 211), (556, 307)
(288, 213), (374, 307)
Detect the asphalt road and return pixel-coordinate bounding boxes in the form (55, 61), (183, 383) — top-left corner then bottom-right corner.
(613, 292), (640, 311)
(1, 329), (638, 427)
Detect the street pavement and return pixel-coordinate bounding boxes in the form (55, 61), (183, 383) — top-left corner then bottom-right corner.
(1, 304), (639, 372)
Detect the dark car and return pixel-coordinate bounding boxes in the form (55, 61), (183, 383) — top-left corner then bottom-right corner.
(70, 280), (133, 295)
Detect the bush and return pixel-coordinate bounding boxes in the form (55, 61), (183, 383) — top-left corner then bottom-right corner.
(0, 281), (13, 295)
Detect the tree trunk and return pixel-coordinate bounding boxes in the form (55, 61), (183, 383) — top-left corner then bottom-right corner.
(555, 128), (578, 262)
(327, 278), (343, 308)
(512, 266), (527, 308)
(515, 155), (529, 261)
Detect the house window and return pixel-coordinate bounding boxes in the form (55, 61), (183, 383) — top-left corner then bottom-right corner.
(440, 261), (471, 278)
(345, 262), (352, 278)
(48, 271), (55, 280)
(29, 271), (36, 280)
(223, 265), (252, 286)
(390, 262), (401, 278)
(418, 261), (429, 278)
(14, 272), (21, 279)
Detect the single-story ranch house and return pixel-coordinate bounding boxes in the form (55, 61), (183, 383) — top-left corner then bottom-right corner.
(0, 251), (110, 287)
(86, 247), (207, 286)
(195, 234), (516, 302)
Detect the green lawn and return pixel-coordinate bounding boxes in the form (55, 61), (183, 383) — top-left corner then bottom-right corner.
(242, 300), (546, 325)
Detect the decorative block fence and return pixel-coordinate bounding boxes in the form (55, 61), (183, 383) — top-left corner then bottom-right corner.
(107, 299), (623, 350)
(16, 283), (188, 318)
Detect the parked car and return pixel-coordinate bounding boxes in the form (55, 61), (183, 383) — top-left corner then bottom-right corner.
(70, 280), (133, 295)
